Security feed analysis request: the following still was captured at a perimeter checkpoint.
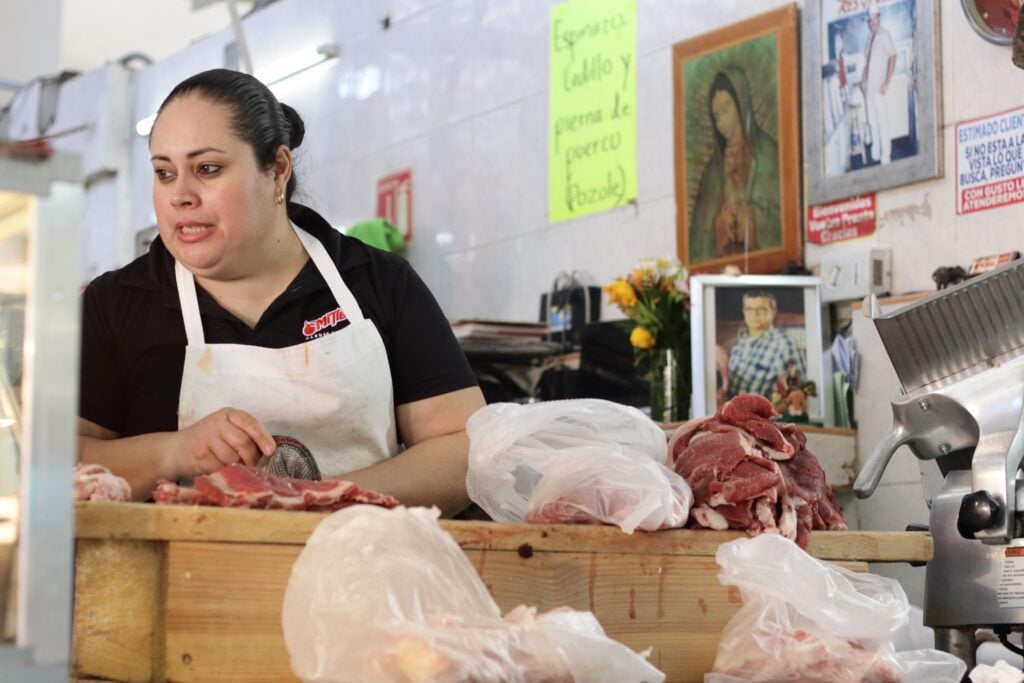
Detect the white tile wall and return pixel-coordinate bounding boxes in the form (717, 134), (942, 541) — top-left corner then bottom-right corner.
(80, 177), (121, 283)
(428, 0), (481, 127)
(636, 49), (675, 204)
(474, 0), (551, 114)
(636, 0), (793, 56)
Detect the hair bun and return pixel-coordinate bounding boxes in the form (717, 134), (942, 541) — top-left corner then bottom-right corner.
(280, 102), (306, 149)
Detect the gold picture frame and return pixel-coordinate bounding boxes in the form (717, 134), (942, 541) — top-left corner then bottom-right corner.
(673, 5), (802, 275)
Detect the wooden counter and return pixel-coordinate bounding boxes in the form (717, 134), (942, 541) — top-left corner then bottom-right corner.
(72, 502), (932, 683)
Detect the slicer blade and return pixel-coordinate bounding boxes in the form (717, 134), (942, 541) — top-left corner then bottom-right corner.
(867, 259), (1024, 393)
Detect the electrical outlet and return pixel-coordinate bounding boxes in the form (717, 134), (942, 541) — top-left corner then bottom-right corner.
(820, 248), (892, 302)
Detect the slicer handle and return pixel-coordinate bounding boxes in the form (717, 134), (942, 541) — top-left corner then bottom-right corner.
(854, 427), (909, 498)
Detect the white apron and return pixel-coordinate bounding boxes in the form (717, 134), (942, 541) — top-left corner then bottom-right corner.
(174, 223), (399, 478)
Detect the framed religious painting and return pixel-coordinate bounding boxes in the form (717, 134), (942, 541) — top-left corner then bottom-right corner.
(803, 0), (942, 205)
(689, 274), (825, 423)
(672, 5), (803, 276)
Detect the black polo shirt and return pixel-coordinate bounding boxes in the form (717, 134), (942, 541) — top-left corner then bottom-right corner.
(79, 204), (477, 438)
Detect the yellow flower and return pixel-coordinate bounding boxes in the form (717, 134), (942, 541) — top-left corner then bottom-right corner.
(630, 326), (656, 349)
(604, 280), (637, 308)
(628, 267), (651, 289)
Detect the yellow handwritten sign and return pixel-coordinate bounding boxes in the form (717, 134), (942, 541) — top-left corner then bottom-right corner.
(549, 0), (636, 222)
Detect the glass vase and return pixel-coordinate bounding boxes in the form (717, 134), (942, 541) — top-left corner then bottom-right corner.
(649, 347), (690, 424)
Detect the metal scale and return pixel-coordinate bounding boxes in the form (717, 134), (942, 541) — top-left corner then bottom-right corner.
(855, 258), (1024, 668)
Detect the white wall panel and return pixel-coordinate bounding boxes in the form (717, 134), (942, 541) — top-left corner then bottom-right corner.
(636, 49), (675, 204)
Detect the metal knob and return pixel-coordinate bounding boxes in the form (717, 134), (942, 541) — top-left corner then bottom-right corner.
(957, 490), (1003, 539)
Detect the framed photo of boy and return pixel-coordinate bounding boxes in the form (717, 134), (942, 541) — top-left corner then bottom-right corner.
(802, 0), (942, 205)
(672, 4), (803, 275)
(690, 274), (825, 422)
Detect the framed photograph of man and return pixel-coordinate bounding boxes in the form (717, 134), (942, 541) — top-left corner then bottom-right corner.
(672, 4), (803, 276)
(690, 274), (825, 422)
(803, 0), (942, 205)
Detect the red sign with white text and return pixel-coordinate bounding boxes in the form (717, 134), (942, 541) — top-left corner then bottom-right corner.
(806, 193), (876, 246)
(376, 169), (413, 242)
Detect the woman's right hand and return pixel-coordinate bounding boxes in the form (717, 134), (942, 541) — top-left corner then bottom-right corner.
(169, 408), (277, 479)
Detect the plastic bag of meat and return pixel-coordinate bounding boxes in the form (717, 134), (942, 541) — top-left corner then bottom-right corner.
(705, 535), (966, 683)
(524, 450), (692, 533)
(466, 399), (690, 532)
(282, 505), (665, 683)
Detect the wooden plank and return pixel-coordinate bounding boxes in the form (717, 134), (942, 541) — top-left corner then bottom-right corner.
(75, 503), (932, 563)
(466, 550), (739, 681)
(165, 542), (297, 683)
(0, 542), (14, 640)
(72, 539), (164, 683)
(161, 539), (867, 683)
(76, 502), (326, 545)
(801, 424), (857, 437)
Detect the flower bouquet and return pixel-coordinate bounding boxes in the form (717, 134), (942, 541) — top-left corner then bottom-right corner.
(604, 258), (691, 423)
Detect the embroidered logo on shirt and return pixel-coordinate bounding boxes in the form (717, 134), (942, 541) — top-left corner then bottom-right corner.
(303, 307), (347, 337)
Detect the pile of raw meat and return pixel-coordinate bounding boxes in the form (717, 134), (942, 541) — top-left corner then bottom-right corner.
(153, 464), (399, 512)
(74, 463), (131, 502)
(711, 628), (902, 683)
(669, 394), (847, 548)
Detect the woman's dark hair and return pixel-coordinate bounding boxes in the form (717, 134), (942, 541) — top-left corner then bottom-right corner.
(153, 68), (305, 203)
(708, 71), (743, 152)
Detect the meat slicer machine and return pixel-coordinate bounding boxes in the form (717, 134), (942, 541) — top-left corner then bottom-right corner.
(854, 258), (1024, 668)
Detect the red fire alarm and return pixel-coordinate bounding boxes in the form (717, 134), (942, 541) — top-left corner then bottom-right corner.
(376, 169), (413, 242)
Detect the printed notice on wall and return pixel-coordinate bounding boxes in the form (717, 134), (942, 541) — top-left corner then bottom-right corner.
(997, 546), (1024, 608)
(549, 0), (637, 222)
(956, 106), (1024, 215)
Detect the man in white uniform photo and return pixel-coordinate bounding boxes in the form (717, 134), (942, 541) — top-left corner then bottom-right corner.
(861, 8), (897, 165)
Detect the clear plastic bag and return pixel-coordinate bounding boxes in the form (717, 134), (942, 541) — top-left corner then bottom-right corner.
(705, 535), (966, 683)
(524, 451), (692, 533)
(282, 505), (665, 683)
(466, 399), (688, 531)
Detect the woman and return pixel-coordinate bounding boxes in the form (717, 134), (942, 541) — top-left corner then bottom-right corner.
(690, 67), (781, 263)
(77, 69), (484, 516)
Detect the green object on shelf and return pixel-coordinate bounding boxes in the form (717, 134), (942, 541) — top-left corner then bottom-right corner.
(345, 218), (406, 253)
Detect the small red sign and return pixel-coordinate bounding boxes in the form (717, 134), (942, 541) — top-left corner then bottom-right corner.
(959, 178), (1024, 215)
(376, 169), (413, 242)
(806, 194), (876, 246)
(970, 250), (1020, 275)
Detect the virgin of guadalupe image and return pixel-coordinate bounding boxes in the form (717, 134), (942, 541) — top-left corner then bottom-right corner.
(690, 67), (781, 263)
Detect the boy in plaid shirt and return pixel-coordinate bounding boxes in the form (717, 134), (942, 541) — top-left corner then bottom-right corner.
(727, 291), (805, 399)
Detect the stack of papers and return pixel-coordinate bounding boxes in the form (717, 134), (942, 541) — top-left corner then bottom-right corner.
(450, 319), (549, 341)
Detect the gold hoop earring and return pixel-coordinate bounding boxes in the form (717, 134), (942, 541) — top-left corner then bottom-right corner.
(275, 193), (285, 205)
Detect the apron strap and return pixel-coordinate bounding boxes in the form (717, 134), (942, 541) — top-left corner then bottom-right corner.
(292, 222), (365, 322)
(175, 261), (206, 345)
